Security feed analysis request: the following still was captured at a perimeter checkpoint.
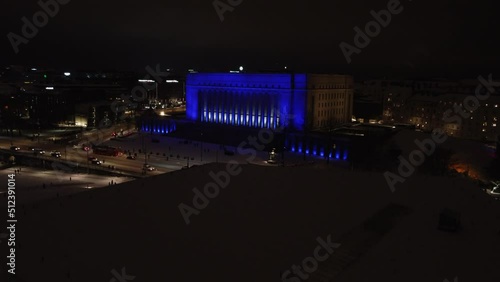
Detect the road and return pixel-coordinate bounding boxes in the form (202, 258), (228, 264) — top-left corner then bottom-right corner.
(0, 127), (334, 178)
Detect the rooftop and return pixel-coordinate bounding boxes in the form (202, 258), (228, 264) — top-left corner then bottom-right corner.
(3, 163), (499, 281)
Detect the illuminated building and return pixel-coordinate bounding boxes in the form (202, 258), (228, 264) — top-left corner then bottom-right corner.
(186, 73), (354, 131)
(380, 78), (500, 141)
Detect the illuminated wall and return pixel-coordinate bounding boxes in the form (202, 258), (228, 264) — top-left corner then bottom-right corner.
(285, 133), (350, 161)
(186, 73), (307, 130)
(140, 119), (177, 134)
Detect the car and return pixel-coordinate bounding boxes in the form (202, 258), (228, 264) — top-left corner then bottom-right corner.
(486, 185), (500, 199)
(32, 148), (45, 154)
(91, 159), (102, 165)
(51, 151), (61, 158)
(126, 155), (136, 160)
(485, 182), (500, 199)
(10, 146), (20, 151)
(143, 164), (156, 171)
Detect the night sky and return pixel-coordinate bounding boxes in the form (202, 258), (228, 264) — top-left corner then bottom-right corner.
(1, 0), (499, 77)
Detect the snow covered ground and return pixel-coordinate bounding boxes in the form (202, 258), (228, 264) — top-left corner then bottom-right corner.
(2, 163), (499, 281)
(0, 166), (134, 206)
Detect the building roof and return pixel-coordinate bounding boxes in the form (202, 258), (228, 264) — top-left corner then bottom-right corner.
(4, 163), (500, 281)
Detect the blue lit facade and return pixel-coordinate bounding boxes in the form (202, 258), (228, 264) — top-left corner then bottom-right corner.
(285, 133), (350, 161)
(186, 73), (308, 131)
(140, 118), (177, 135)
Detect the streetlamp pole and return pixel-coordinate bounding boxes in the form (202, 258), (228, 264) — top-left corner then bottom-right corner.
(86, 149), (89, 174)
(282, 127), (286, 167)
(200, 132), (203, 162)
(327, 130), (331, 165)
(142, 131), (147, 174)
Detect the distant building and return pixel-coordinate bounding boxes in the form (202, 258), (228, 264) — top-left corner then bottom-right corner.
(186, 73), (354, 131)
(379, 78), (500, 141)
(0, 66), (138, 128)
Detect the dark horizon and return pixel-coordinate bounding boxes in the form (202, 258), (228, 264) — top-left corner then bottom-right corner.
(1, 0), (499, 79)
(2, 63), (499, 82)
